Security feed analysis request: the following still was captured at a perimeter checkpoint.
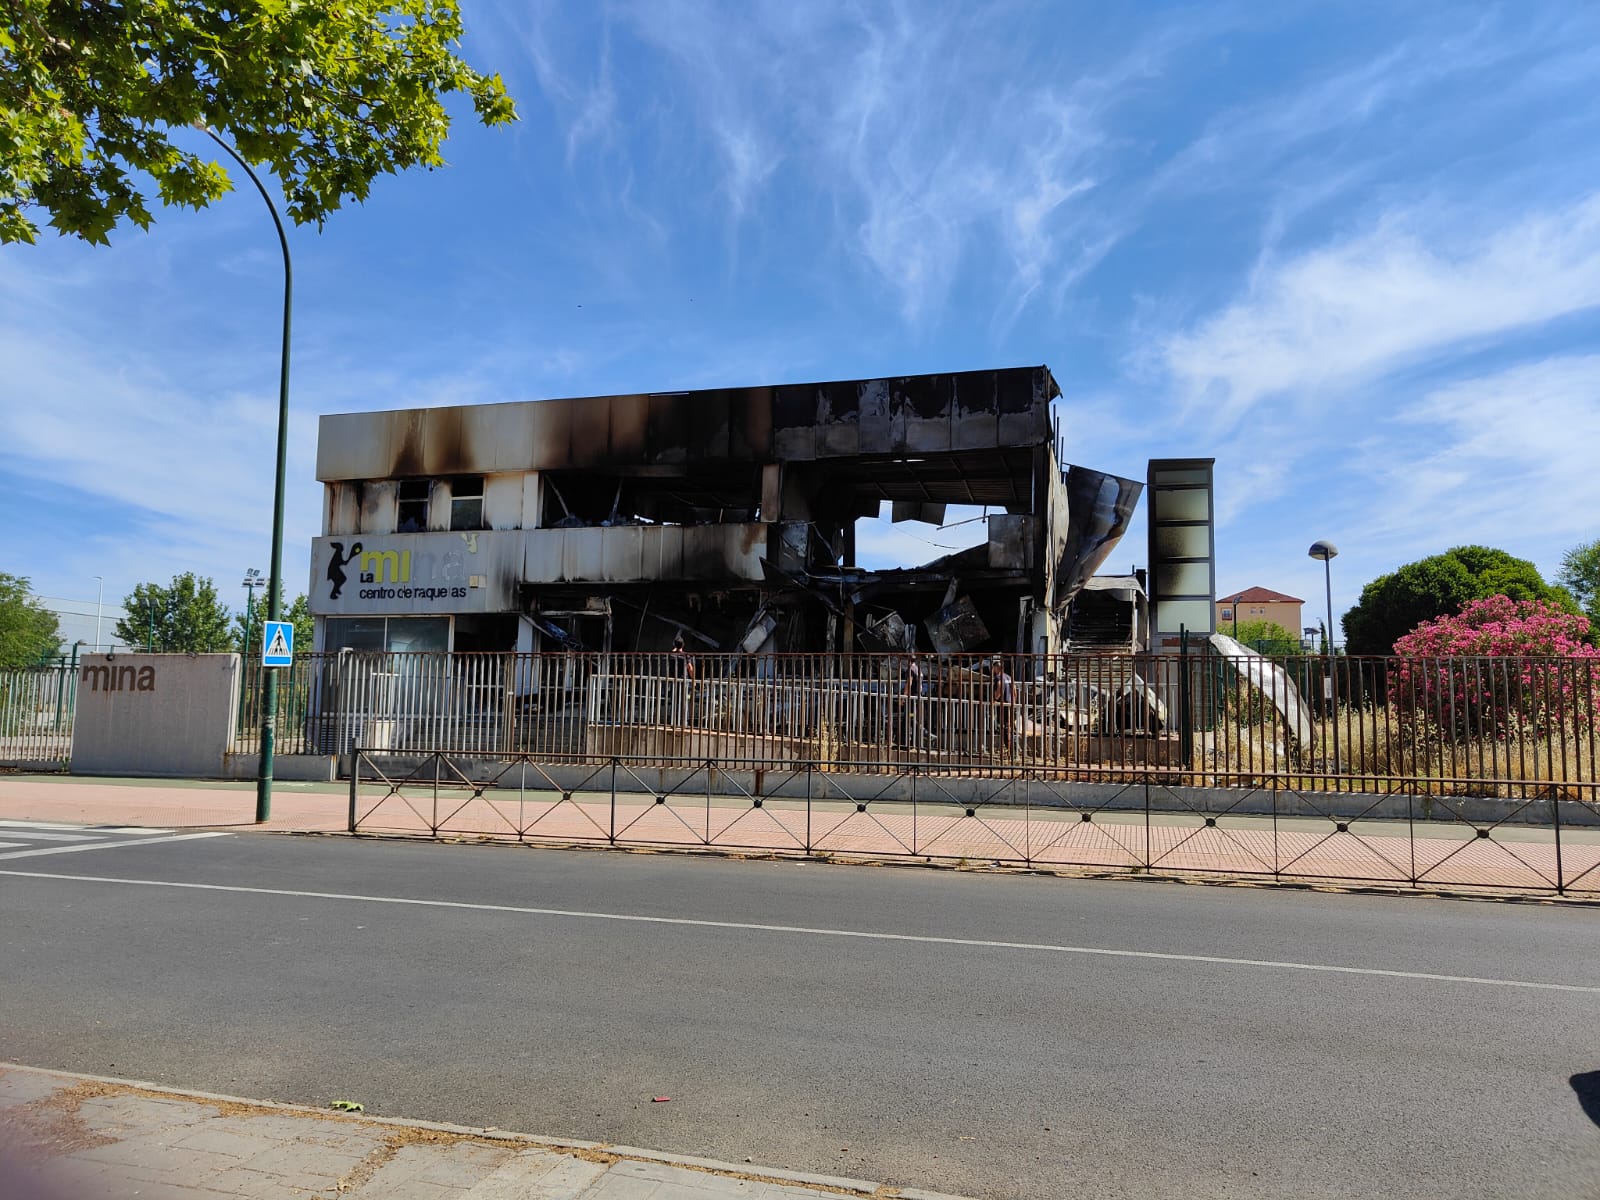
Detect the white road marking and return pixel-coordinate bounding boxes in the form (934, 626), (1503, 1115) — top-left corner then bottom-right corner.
(0, 821), (174, 836)
(0, 829), (99, 842)
(0, 833), (230, 860)
(1, 867), (1595, 995)
(0, 842), (29, 850)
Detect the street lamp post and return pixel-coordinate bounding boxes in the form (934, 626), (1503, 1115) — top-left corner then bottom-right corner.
(1308, 540), (1339, 772)
(198, 124), (291, 825)
(93, 576), (103, 652)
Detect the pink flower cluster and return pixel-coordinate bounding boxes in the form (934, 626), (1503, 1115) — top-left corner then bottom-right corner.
(1389, 597), (1600, 739)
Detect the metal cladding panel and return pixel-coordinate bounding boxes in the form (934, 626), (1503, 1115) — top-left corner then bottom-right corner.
(646, 394), (691, 464)
(900, 375), (954, 455)
(607, 393), (650, 463)
(681, 525), (766, 581)
(951, 374), (1000, 452)
(568, 396), (614, 468)
(602, 525), (646, 582)
(687, 392), (732, 461)
(730, 387), (773, 458)
(314, 365), (1058, 482)
(524, 529), (562, 583)
(1054, 466), (1143, 606)
(772, 385), (818, 461)
(649, 524), (685, 578)
(317, 413), (387, 480)
(815, 383), (860, 457)
(859, 379), (892, 454)
(987, 514), (1035, 569)
(560, 527), (605, 583)
(487, 405), (538, 473)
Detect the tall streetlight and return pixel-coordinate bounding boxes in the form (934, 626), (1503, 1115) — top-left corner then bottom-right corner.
(198, 123), (291, 824)
(1308, 540), (1339, 772)
(93, 576), (103, 652)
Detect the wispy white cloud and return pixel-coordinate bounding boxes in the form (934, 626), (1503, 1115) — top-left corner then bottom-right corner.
(1158, 192), (1600, 429)
(1379, 354), (1600, 546)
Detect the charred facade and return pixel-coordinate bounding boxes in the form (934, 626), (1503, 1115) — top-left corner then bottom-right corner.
(308, 366), (1142, 658)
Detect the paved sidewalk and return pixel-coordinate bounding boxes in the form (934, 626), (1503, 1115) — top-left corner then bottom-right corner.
(0, 1064), (963, 1200)
(3, 772), (1599, 894)
(0, 775), (349, 833)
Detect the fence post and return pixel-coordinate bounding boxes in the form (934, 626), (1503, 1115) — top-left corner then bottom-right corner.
(1178, 629), (1193, 769)
(609, 756), (617, 845)
(347, 745), (359, 833)
(1553, 783), (1565, 896)
(806, 760), (814, 854)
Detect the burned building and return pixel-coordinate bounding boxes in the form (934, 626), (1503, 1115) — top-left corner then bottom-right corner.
(307, 366), (1143, 658)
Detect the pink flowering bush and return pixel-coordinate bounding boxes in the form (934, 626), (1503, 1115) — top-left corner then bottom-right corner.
(1388, 596), (1600, 739)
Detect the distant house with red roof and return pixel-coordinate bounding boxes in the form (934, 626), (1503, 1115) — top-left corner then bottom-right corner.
(1216, 587), (1304, 637)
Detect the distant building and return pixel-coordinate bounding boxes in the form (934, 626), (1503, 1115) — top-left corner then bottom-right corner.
(1216, 587), (1303, 637)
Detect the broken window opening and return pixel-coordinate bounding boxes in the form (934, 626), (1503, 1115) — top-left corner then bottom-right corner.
(397, 480), (430, 532)
(450, 476), (485, 531)
(539, 469), (760, 529)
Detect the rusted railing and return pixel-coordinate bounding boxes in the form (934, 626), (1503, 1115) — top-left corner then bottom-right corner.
(230, 649), (1600, 807)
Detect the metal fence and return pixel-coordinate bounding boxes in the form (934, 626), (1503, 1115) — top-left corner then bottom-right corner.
(10, 648), (1599, 814)
(0, 664), (78, 766)
(346, 751), (1600, 896)
(240, 649), (1600, 804)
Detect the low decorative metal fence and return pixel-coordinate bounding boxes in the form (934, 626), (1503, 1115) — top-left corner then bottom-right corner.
(347, 750), (1600, 896)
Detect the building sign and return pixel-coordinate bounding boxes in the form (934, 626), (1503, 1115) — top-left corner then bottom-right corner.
(309, 532), (520, 616)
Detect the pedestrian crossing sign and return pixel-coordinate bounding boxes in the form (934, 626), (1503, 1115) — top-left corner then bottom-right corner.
(262, 621), (294, 667)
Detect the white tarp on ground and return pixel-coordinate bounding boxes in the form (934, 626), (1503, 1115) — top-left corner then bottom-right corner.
(1208, 633), (1317, 749)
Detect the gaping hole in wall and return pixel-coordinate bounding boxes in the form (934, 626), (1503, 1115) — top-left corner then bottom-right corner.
(539, 468), (761, 528)
(454, 613), (519, 653)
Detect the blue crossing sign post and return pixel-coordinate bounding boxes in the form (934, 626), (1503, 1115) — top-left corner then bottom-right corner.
(261, 620), (294, 667)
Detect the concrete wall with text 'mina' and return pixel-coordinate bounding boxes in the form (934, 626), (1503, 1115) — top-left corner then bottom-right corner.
(70, 653), (240, 778)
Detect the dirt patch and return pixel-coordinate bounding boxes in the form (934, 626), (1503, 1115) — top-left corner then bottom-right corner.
(0, 1082), (119, 1157)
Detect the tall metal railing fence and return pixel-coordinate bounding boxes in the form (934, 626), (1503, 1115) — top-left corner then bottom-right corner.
(5, 649), (1597, 806)
(0, 662), (79, 765)
(232, 649), (1600, 803)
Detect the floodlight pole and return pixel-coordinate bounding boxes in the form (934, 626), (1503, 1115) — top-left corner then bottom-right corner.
(200, 125), (291, 824)
(1309, 540), (1340, 774)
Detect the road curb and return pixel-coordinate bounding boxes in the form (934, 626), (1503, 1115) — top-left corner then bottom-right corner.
(0, 1061), (962, 1198)
(312, 826), (1600, 907)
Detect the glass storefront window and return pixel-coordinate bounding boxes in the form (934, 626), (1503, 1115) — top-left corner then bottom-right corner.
(322, 616), (451, 653)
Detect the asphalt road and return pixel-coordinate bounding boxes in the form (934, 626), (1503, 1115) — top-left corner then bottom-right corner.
(1, 829), (1597, 1200)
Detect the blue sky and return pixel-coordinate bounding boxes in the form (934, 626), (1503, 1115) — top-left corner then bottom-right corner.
(5, 0), (1600, 647)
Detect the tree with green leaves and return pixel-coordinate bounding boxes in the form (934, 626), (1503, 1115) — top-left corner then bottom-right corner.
(0, 573), (61, 667)
(235, 592), (312, 658)
(1232, 618), (1300, 653)
(1557, 538), (1600, 626)
(115, 573), (234, 652)
(1343, 545), (1578, 656)
(2, 0), (515, 245)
